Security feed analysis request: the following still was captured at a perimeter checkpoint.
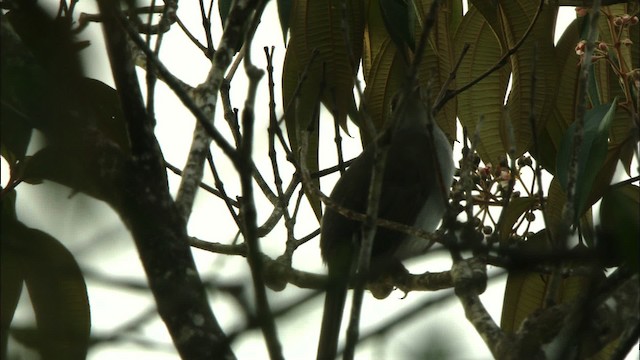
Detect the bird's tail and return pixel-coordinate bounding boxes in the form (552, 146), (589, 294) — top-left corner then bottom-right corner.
(317, 265), (349, 360)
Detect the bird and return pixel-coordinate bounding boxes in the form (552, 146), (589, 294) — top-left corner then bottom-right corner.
(316, 85), (454, 360)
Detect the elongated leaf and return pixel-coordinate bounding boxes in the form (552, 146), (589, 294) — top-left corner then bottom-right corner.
(417, 0), (460, 141)
(2, 219), (90, 360)
(535, 16), (584, 173)
(363, 38), (406, 142)
(600, 184), (640, 271)
(501, 232), (604, 334)
(556, 100), (616, 221)
(454, 7), (510, 165)
(500, 0), (559, 159)
(379, 0), (415, 51)
(468, 0), (504, 44)
(22, 146), (107, 201)
(282, 0), (365, 219)
(545, 178), (568, 241)
(1, 189), (22, 358)
(362, 0), (407, 143)
(277, 0), (293, 43)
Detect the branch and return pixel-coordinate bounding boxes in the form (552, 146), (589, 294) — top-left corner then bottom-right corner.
(96, 1), (235, 358)
(174, 0), (263, 221)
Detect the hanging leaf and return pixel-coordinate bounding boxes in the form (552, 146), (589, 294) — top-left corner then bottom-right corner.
(534, 16), (584, 173)
(277, 0), (293, 43)
(362, 0), (407, 143)
(599, 184), (640, 271)
(218, 0), (233, 26)
(454, 7), (510, 165)
(1, 189), (23, 358)
(417, 0), (461, 141)
(1, 217), (90, 360)
(501, 231), (604, 335)
(282, 0), (365, 219)
(379, 0), (416, 51)
(556, 100), (616, 222)
(22, 146), (110, 201)
(500, 0), (559, 159)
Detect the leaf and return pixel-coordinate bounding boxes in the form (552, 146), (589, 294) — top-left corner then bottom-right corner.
(599, 184), (640, 271)
(218, 0), (232, 26)
(277, 0), (293, 43)
(534, 16), (584, 173)
(362, 0), (407, 142)
(379, 0), (416, 51)
(556, 100), (616, 221)
(79, 78), (130, 153)
(1, 214), (90, 359)
(468, 0), (504, 43)
(217, 0), (244, 53)
(282, 0), (365, 219)
(362, 38), (406, 143)
(500, 0), (559, 159)
(22, 146), (108, 201)
(1, 189), (23, 358)
(545, 178), (567, 241)
(416, 0), (460, 141)
(0, 103), (33, 167)
(454, 6), (510, 165)
(501, 231), (604, 334)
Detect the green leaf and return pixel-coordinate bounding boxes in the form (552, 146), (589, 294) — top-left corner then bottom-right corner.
(379, 0), (416, 51)
(500, 0), (559, 159)
(277, 0), (293, 43)
(501, 231), (604, 334)
(545, 178), (567, 240)
(599, 184), (640, 271)
(416, 0), (459, 141)
(363, 38), (406, 142)
(454, 6), (510, 165)
(1, 189), (23, 358)
(556, 100), (616, 221)
(0, 103), (33, 167)
(23, 225), (91, 359)
(362, 0), (407, 142)
(535, 16), (584, 173)
(468, 0), (504, 44)
(587, 63), (602, 108)
(11, 223), (90, 360)
(218, 0), (232, 26)
(80, 78), (130, 153)
(22, 147), (108, 201)
(282, 0), (365, 220)
(217, 0), (244, 53)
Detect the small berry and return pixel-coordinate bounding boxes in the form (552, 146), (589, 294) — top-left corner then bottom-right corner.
(525, 212), (536, 222)
(613, 16), (624, 27)
(597, 42), (608, 51)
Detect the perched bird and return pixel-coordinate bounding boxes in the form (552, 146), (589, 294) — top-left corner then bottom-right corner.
(317, 85), (454, 360)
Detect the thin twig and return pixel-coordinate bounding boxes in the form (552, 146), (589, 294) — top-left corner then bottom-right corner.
(236, 5), (283, 356)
